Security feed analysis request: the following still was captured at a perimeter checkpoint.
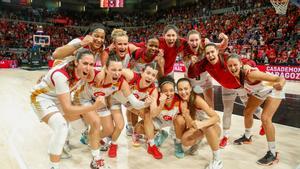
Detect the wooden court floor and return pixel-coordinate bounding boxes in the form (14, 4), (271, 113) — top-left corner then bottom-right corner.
(1, 69), (299, 169)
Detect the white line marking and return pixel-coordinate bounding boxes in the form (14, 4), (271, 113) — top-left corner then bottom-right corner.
(8, 128), (30, 169)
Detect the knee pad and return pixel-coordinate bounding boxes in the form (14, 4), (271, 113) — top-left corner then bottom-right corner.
(47, 113), (69, 155)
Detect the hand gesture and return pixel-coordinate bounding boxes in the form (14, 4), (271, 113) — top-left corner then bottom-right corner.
(107, 43), (115, 51)
(242, 64), (252, 70)
(273, 82), (284, 91)
(159, 93), (167, 104)
(80, 35), (94, 47)
(218, 33), (228, 40)
(157, 49), (164, 57)
(144, 95), (153, 107)
(191, 55), (198, 65)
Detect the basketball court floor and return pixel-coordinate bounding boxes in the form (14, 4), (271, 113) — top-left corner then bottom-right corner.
(1, 69), (299, 169)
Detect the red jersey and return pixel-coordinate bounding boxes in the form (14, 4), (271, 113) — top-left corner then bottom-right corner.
(188, 55), (256, 89)
(159, 37), (186, 75)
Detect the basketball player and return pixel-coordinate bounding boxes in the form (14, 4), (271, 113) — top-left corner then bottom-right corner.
(158, 24), (186, 77)
(53, 28), (105, 68)
(101, 28), (138, 68)
(125, 37), (164, 136)
(129, 36), (164, 76)
(30, 49), (108, 169)
(182, 30), (228, 108)
(188, 43), (263, 149)
(226, 54), (285, 166)
(77, 53), (152, 158)
(175, 78), (223, 169)
(143, 76), (184, 159)
(116, 62), (160, 148)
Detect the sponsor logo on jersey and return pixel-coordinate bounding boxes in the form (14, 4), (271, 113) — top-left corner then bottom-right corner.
(163, 115), (173, 121)
(94, 92), (105, 97)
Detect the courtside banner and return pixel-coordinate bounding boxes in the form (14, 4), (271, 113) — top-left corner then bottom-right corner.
(257, 65), (300, 81)
(174, 62), (186, 72)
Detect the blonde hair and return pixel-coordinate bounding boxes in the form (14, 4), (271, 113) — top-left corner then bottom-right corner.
(111, 28), (128, 42)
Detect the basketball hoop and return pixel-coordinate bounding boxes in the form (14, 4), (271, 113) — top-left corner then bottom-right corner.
(270, 0), (289, 15)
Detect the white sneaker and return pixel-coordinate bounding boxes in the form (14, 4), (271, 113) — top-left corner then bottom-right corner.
(206, 160), (223, 169)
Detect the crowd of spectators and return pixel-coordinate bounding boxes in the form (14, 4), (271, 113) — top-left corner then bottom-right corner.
(0, 0), (299, 66)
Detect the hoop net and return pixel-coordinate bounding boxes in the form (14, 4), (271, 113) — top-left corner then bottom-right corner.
(270, 0), (289, 15)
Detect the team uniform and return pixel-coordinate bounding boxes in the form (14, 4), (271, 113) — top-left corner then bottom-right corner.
(152, 95), (183, 158)
(182, 43), (213, 94)
(159, 37), (186, 76)
(111, 72), (155, 109)
(73, 69), (125, 116)
(153, 95), (181, 131)
(31, 58), (83, 120)
(68, 37), (103, 68)
(30, 58), (85, 161)
(129, 47), (157, 73)
(243, 69), (285, 100)
(104, 47), (132, 68)
(188, 56), (262, 148)
(188, 56), (249, 104)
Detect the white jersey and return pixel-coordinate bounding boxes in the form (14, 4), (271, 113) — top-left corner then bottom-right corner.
(112, 73), (156, 107)
(74, 70), (124, 104)
(153, 95), (181, 129)
(133, 62), (147, 73)
(121, 53), (131, 68)
(31, 58), (82, 98)
(244, 70), (285, 100)
(188, 71), (213, 93)
(31, 58), (84, 119)
(68, 38), (103, 68)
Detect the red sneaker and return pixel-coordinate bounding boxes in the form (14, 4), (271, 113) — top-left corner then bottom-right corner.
(219, 136), (228, 148)
(259, 125), (265, 136)
(147, 143), (163, 159)
(108, 143), (118, 158)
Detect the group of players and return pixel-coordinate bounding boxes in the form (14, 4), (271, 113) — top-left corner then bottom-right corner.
(30, 25), (285, 169)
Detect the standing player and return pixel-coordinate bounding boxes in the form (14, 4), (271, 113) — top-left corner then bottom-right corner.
(182, 30), (228, 108)
(226, 54), (285, 165)
(53, 28), (106, 68)
(30, 49), (108, 169)
(158, 24), (186, 77)
(188, 43), (263, 149)
(101, 28), (138, 68)
(51, 28), (106, 157)
(129, 36), (165, 76)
